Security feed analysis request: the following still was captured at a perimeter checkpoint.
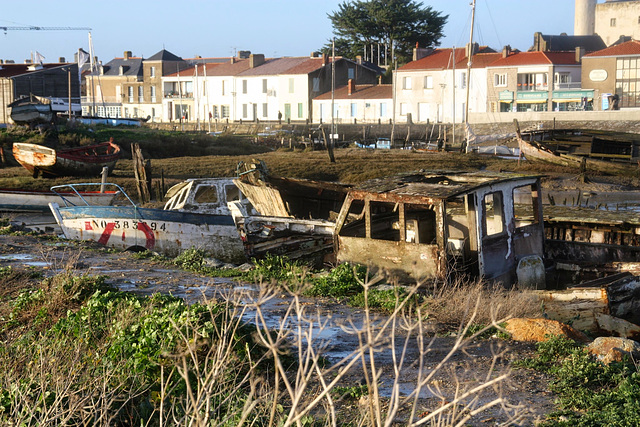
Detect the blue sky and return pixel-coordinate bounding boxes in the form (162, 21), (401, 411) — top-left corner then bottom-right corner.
(1, 1), (578, 63)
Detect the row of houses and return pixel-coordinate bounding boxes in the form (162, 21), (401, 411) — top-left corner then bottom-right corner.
(72, 35), (640, 125)
(2, 34), (640, 126)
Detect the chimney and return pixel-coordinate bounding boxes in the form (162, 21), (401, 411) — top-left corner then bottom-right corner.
(356, 55), (362, 65)
(249, 53), (265, 68)
(238, 50), (251, 59)
(576, 46), (585, 63)
(413, 43), (433, 61)
(310, 52), (319, 58)
(348, 79), (355, 95)
(466, 42), (478, 59)
(59, 57), (66, 63)
(124, 51), (132, 60)
(502, 45), (511, 58)
(322, 53), (328, 66)
(230, 56), (236, 64)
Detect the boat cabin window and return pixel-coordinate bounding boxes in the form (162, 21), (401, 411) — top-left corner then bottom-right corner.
(339, 199), (437, 244)
(513, 184), (540, 229)
(193, 185), (219, 204)
(405, 204), (437, 244)
(483, 191), (505, 236)
(225, 185), (241, 202)
(369, 201), (400, 241)
(340, 199), (366, 238)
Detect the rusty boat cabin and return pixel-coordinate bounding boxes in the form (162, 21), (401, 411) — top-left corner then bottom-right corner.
(333, 171), (545, 286)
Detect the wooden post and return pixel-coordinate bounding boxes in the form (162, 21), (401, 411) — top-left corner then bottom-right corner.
(131, 143), (151, 203)
(100, 166), (109, 193)
(321, 125), (335, 163)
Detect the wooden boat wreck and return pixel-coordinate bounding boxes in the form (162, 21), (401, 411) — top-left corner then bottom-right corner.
(8, 95), (54, 126)
(0, 188), (118, 213)
(515, 121), (640, 174)
(48, 178), (252, 263)
(230, 160), (350, 264)
(333, 171), (547, 287)
(13, 139), (121, 178)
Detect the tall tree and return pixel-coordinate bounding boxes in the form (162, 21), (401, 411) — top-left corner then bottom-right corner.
(322, 0), (447, 65)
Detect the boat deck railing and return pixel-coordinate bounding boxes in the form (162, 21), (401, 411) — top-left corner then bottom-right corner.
(50, 183), (132, 207)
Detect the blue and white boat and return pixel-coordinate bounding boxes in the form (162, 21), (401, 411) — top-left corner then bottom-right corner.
(48, 179), (252, 263)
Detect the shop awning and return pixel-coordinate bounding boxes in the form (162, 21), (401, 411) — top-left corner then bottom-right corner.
(517, 99), (548, 104)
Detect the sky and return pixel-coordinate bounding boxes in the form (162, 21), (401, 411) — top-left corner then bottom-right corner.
(1, 0), (580, 64)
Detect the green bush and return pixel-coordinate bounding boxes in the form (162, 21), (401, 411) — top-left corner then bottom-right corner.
(305, 262), (366, 298)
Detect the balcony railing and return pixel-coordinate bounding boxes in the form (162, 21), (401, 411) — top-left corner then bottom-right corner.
(553, 82), (582, 90)
(164, 92), (193, 99)
(517, 83), (548, 92)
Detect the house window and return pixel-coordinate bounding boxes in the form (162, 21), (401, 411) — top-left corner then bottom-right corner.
(399, 102), (408, 116)
(460, 72), (467, 90)
(348, 68), (355, 79)
(350, 103), (357, 117)
(312, 77), (320, 92)
(128, 86), (133, 103)
(379, 102), (387, 117)
(221, 105), (230, 118)
(150, 86), (156, 102)
(403, 76), (412, 90)
(138, 86), (144, 102)
(298, 102), (303, 118)
(611, 18), (617, 27)
(424, 75), (433, 89)
(242, 104), (248, 118)
(242, 80), (247, 94)
(494, 73), (507, 87)
(262, 79), (267, 93)
(150, 66), (155, 77)
(288, 78), (294, 93)
(213, 105), (219, 118)
(262, 103), (268, 117)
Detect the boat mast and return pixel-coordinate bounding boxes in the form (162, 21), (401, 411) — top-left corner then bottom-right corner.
(88, 32), (96, 116)
(452, 45), (455, 147)
(465, 0), (476, 152)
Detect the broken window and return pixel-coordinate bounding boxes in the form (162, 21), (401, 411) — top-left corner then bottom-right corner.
(513, 184), (540, 229)
(225, 185), (240, 202)
(369, 201), (400, 241)
(339, 199), (366, 238)
(194, 186), (219, 204)
(405, 204), (437, 244)
(483, 191), (504, 236)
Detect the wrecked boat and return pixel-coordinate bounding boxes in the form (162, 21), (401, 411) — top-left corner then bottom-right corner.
(333, 171), (547, 287)
(48, 178), (251, 263)
(515, 122), (640, 174)
(13, 139), (121, 178)
(230, 161), (350, 264)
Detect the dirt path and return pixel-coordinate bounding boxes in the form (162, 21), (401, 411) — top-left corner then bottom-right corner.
(0, 234), (556, 425)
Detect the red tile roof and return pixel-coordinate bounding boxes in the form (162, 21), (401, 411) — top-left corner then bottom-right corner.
(314, 84), (392, 100)
(584, 40), (640, 57)
(488, 51), (578, 67)
(399, 47), (497, 71)
(166, 59), (252, 77)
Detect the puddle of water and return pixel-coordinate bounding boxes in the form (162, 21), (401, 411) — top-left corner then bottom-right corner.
(0, 254), (35, 261)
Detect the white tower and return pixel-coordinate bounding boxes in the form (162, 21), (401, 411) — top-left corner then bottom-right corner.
(575, 0), (597, 35)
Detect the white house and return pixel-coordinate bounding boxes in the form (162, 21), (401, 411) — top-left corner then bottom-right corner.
(161, 53), (382, 124)
(312, 80), (392, 124)
(394, 45), (500, 123)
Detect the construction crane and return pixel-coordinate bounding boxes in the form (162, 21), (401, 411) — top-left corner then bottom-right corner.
(1, 26), (91, 34)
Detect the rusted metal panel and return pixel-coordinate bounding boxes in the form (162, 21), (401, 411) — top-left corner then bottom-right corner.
(337, 235), (441, 281)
